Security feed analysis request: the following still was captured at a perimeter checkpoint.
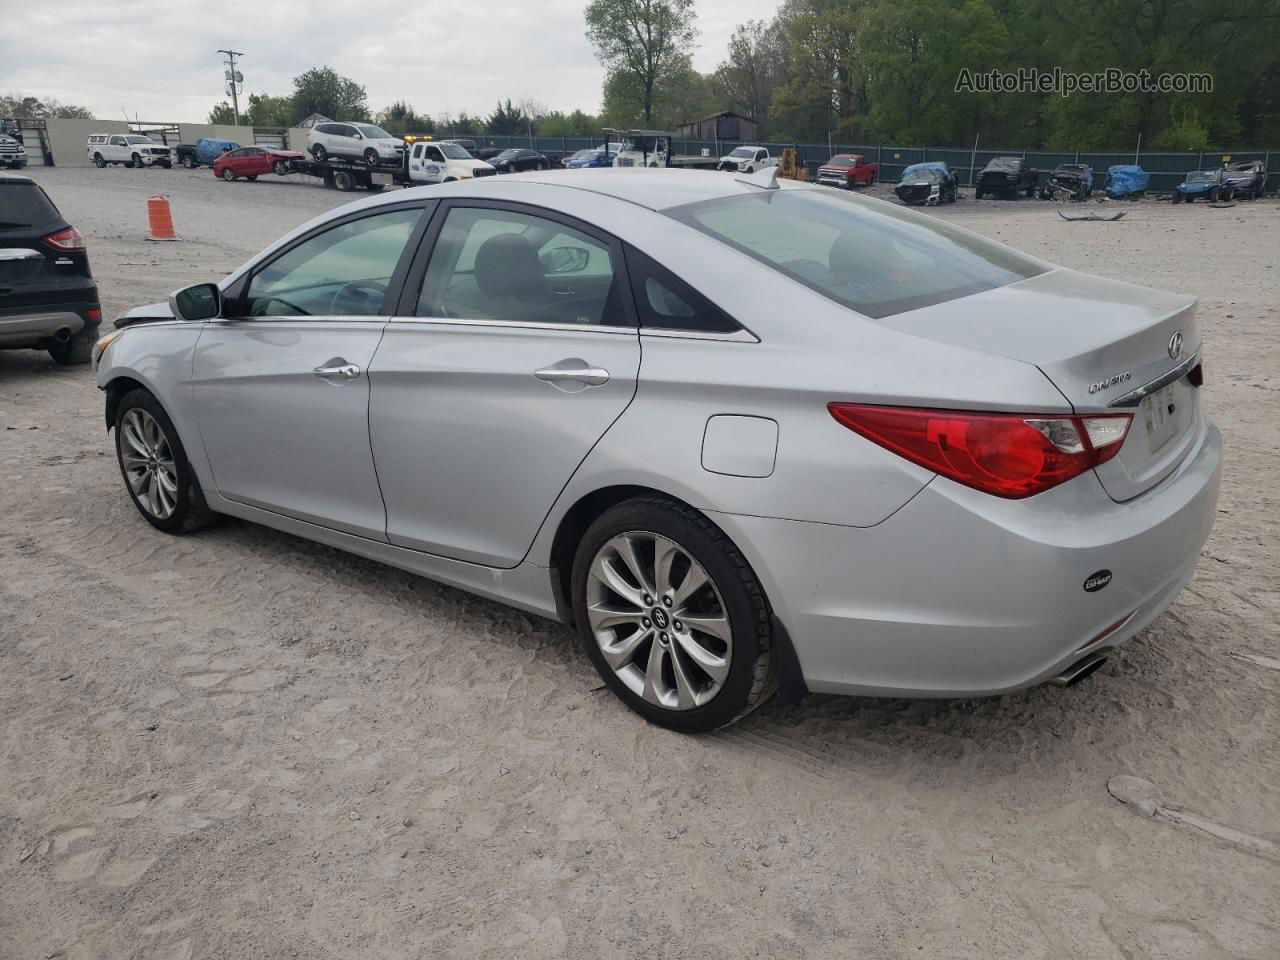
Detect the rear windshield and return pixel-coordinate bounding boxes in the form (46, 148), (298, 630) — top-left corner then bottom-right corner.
(0, 181), (60, 229)
(666, 188), (1046, 319)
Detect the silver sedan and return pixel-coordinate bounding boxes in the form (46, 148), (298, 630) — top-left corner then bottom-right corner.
(95, 169), (1221, 731)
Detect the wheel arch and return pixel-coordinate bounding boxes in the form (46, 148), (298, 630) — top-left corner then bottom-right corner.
(546, 483), (809, 704)
(103, 374), (151, 431)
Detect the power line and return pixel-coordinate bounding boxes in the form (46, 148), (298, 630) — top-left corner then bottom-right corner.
(218, 49), (245, 125)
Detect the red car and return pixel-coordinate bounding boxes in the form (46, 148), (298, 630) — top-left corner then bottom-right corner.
(213, 146), (305, 182)
(815, 153), (878, 189)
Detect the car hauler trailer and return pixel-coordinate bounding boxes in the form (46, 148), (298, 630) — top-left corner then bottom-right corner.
(604, 129), (719, 170)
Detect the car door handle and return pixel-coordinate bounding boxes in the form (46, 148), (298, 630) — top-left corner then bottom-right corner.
(313, 360), (361, 380)
(534, 361), (610, 387)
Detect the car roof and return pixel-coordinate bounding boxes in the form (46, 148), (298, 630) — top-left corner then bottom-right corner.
(505, 168), (782, 211)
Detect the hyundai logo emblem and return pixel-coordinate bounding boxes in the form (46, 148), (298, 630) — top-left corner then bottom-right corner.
(1168, 331), (1184, 360)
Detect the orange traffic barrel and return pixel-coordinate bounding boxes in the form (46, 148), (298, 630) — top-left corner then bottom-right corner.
(146, 195), (177, 241)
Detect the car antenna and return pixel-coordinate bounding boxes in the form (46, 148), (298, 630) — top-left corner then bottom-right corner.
(735, 166), (779, 191)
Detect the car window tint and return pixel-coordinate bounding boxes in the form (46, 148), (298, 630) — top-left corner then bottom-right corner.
(0, 182), (60, 229)
(417, 206), (627, 326)
(244, 209), (421, 318)
(623, 246), (740, 334)
(667, 189), (1046, 320)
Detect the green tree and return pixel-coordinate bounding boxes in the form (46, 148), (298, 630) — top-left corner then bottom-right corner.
(769, 0), (867, 141)
(244, 93), (296, 127)
(486, 98), (530, 135)
(377, 101), (434, 136)
(291, 66), (370, 122)
(0, 94), (93, 119)
(208, 101), (237, 124)
(715, 20), (788, 132)
(585, 0), (698, 123)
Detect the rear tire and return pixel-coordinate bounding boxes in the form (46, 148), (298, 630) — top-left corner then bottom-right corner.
(182, 155), (196, 169)
(571, 496), (776, 732)
(47, 326), (95, 365)
(113, 389), (216, 534)
(94, 153), (106, 168)
(312, 144), (328, 162)
(333, 170), (355, 192)
(246, 175), (257, 181)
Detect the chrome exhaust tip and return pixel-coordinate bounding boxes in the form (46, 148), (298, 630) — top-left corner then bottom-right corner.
(1049, 653), (1108, 687)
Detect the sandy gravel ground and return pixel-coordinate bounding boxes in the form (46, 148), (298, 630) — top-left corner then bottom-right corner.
(1, 167), (1277, 960)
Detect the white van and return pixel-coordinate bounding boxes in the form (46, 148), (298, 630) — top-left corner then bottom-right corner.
(406, 141), (496, 183)
(87, 134), (172, 168)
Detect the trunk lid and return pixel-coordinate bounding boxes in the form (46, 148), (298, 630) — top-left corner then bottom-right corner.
(883, 268), (1203, 501)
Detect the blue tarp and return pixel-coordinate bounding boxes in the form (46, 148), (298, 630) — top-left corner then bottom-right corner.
(899, 161), (951, 180)
(195, 138), (239, 164)
(1105, 165), (1150, 197)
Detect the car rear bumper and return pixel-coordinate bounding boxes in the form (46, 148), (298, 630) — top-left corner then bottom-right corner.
(712, 416), (1221, 698)
(0, 300), (100, 347)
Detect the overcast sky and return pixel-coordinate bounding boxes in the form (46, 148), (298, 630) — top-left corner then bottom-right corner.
(3, 0), (779, 123)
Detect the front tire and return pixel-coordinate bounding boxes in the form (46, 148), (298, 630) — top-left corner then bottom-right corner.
(182, 155), (196, 169)
(114, 389), (215, 534)
(273, 159), (290, 176)
(571, 496), (775, 732)
(363, 148), (379, 165)
(132, 152), (142, 168)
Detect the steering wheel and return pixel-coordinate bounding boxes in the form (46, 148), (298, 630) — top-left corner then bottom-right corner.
(329, 279), (388, 316)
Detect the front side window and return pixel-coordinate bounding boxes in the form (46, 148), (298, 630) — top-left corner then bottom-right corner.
(244, 208), (421, 317)
(417, 206), (626, 327)
(666, 189), (1046, 320)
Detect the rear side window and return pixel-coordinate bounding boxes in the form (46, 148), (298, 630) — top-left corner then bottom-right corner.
(0, 182), (60, 229)
(666, 189), (1046, 320)
(623, 245), (739, 334)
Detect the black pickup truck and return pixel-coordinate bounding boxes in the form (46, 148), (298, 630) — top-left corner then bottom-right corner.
(975, 156), (1037, 199)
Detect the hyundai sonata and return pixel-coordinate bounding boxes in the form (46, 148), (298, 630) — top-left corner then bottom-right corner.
(95, 169), (1221, 731)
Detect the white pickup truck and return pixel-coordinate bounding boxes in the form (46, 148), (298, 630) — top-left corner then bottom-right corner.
(717, 146), (777, 174)
(86, 133), (172, 168)
(405, 140), (496, 183)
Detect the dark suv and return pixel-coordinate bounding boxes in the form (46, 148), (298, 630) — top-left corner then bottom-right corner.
(0, 175), (100, 364)
(975, 156), (1037, 199)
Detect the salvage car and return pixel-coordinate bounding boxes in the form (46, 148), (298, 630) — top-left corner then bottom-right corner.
(815, 154), (878, 189)
(174, 138), (239, 169)
(1, 174), (101, 363)
(565, 144), (621, 169)
(894, 161), (958, 205)
(1222, 160), (1267, 199)
(96, 169), (1220, 731)
(975, 156), (1036, 199)
(717, 146), (776, 174)
(1172, 169), (1232, 203)
(212, 146), (306, 181)
(1104, 165), (1149, 199)
(1040, 163), (1093, 201)
(489, 148), (550, 172)
(308, 122), (406, 165)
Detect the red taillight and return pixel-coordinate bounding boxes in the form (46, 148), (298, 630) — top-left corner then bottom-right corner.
(43, 225), (86, 252)
(86, 307), (102, 321)
(828, 404), (1132, 498)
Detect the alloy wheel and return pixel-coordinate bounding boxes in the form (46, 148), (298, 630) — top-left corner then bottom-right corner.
(120, 408), (178, 519)
(585, 531), (732, 710)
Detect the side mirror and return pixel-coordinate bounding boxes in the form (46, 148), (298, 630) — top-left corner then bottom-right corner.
(168, 283), (222, 321)
(541, 246), (590, 274)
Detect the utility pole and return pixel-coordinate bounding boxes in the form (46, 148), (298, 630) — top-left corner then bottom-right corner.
(218, 49), (244, 125)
